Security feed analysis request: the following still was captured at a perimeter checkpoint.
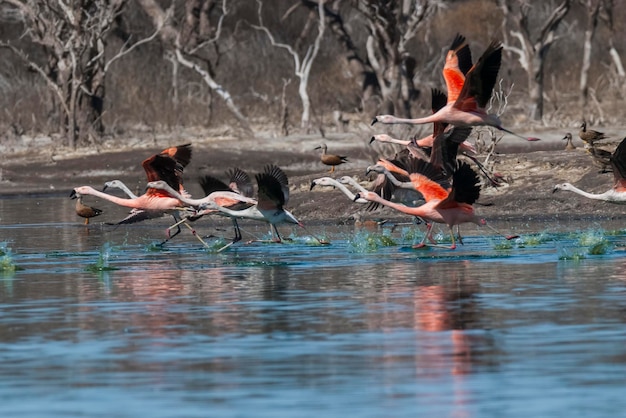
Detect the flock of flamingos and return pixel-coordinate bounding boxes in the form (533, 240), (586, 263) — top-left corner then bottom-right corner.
(70, 34), (626, 251)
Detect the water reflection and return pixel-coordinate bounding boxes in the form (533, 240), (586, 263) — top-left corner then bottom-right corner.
(1, 196), (626, 417)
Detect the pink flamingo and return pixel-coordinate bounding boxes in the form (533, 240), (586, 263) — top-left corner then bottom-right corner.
(356, 159), (518, 249)
(70, 144), (204, 246)
(200, 165), (329, 245)
(372, 39), (540, 142)
(147, 168), (258, 251)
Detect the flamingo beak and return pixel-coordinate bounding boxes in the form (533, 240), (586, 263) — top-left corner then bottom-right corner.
(369, 136), (376, 144)
(69, 190), (78, 199)
(371, 118), (378, 126)
(309, 181), (316, 191)
(353, 193), (361, 202)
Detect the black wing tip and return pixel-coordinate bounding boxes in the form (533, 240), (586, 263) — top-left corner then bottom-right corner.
(450, 33), (466, 51)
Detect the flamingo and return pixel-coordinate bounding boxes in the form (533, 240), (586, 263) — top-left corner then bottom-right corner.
(71, 194), (103, 225)
(553, 136), (626, 203)
(70, 144), (203, 246)
(314, 144), (348, 173)
(372, 39), (540, 142)
(370, 88), (477, 156)
(201, 165), (328, 244)
(146, 170), (258, 251)
(357, 159), (518, 249)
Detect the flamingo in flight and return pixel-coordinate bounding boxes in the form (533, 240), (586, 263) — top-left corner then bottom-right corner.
(147, 168), (258, 251)
(199, 165), (329, 245)
(372, 38), (540, 142)
(370, 89), (477, 156)
(553, 136), (626, 204)
(70, 144), (203, 246)
(356, 158), (518, 249)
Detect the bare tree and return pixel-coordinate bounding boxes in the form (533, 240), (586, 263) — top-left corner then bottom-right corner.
(135, 0), (252, 135)
(251, 0), (326, 131)
(296, 0), (380, 115)
(602, 0), (624, 78)
(579, 0), (602, 113)
(351, 0), (441, 117)
(497, 0), (571, 121)
(0, 0), (128, 148)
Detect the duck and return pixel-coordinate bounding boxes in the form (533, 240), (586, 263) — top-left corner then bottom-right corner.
(315, 144), (348, 173)
(579, 121), (609, 145)
(71, 194), (103, 225)
(562, 133), (576, 150)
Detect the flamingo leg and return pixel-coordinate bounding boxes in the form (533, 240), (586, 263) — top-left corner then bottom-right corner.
(447, 227), (457, 250)
(217, 219), (243, 253)
(413, 223), (433, 248)
(160, 214), (183, 246)
(456, 225), (464, 245)
(272, 225), (283, 243)
(180, 220), (211, 249)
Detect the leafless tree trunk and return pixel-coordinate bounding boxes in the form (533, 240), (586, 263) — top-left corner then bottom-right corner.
(601, 0), (625, 78)
(498, 0), (571, 121)
(0, 0), (127, 148)
(252, 0), (326, 132)
(296, 0), (380, 115)
(579, 0), (601, 113)
(351, 0), (440, 117)
(135, 0), (253, 135)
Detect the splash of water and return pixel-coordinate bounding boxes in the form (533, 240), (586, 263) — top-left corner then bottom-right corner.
(0, 242), (17, 272)
(86, 242), (119, 272)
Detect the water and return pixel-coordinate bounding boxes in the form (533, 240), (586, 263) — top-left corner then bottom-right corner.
(1, 195), (626, 417)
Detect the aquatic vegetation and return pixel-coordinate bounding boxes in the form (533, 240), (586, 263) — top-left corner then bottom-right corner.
(85, 242), (119, 272)
(516, 232), (553, 247)
(493, 240), (514, 250)
(577, 230), (612, 255)
(347, 230), (397, 253)
(0, 242), (18, 272)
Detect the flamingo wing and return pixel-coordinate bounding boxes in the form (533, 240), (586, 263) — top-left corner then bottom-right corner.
(256, 171), (285, 210)
(454, 40), (502, 112)
(431, 88), (449, 138)
(404, 158), (450, 202)
(610, 136), (626, 192)
(227, 167), (255, 197)
(199, 175), (231, 195)
(430, 126), (473, 176)
(436, 162), (481, 209)
(262, 164), (290, 204)
(159, 143), (192, 168)
(443, 33), (472, 104)
(142, 154), (183, 197)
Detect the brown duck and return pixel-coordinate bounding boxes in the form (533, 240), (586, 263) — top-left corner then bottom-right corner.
(562, 133), (576, 150)
(71, 194), (103, 224)
(315, 143), (348, 173)
(579, 121), (609, 145)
